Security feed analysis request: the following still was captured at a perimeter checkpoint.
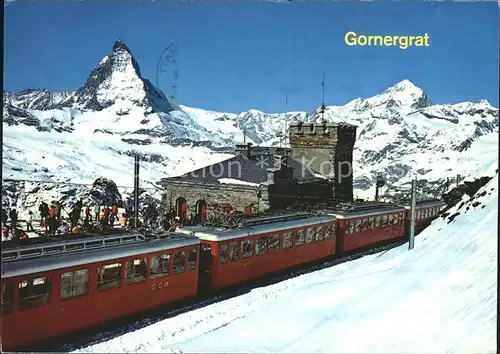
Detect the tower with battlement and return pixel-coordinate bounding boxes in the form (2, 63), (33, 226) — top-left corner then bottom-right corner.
(289, 121), (357, 202)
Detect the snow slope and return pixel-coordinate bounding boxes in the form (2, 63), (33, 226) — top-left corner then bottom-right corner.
(73, 166), (498, 353)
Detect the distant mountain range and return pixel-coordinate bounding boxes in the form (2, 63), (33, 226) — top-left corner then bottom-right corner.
(3, 40), (498, 217)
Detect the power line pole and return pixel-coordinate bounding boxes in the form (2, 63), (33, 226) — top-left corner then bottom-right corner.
(320, 73), (326, 122)
(134, 155), (140, 230)
(409, 175), (417, 250)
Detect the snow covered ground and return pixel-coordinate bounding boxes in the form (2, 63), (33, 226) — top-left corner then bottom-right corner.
(73, 168), (498, 353)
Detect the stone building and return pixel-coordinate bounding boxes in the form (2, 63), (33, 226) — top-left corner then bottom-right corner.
(157, 121), (357, 224)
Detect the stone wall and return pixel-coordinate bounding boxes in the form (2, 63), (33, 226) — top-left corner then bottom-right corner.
(161, 180), (271, 218)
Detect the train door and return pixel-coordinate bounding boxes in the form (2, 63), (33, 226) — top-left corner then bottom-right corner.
(198, 242), (212, 294)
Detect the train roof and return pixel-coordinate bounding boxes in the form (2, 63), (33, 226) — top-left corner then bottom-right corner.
(405, 200), (447, 209)
(1, 230), (199, 278)
(323, 203), (406, 219)
(177, 213), (336, 242)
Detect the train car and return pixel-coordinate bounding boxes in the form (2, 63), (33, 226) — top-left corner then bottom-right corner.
(177, 212), (337, 291)
(1, 230), (200, 351)
(327, 203), (407, 255)
(405, 200), (446, 234)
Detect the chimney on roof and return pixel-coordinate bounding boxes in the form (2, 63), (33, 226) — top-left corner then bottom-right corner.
(266, 168), (277, 185)
(235, 142), (252, 159)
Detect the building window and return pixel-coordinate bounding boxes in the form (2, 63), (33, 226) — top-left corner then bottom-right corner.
(173, 251), (186, 274)
(305, 228), (314, 243)
(269, 235), (280, 252)
(296, 230), (305, 246)
(61, 269), (89, 300)
(125, 258), (147, 285)
(97, 263), (122, 291)
(282, 232), (293, 249)
(188, 249), (197, 271)
(316, 226), (324, 241)
(255, 237), (267, 255)
(1, 283), (14, 314)
(19, 276), (52, 310)
(241, 239), (253, 258)
(229, 242), (239, 261)
(220, 245), (228, 264)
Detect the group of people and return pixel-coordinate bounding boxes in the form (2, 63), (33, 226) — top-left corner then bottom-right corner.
(1, 200), (130, 242)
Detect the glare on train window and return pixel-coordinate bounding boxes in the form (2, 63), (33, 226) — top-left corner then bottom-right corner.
(150, 254), (171, 279)
(316, 227), (324, 241)
(220, 245), (228, 264)
(19, 276), (52, 311)
(61, 269), (89, 300)
(268, 235), (280, 252)
(241, 239), (253, 258)
(282, 232), (293, 248)
(295, 230), (305, 246)
(306, 228), (315, 243)
(173, 251), (186, 274)
(255, 237), (267, 255)
(126, 258), (147, 285)
(187, 249), (197, 271)
(97, 263), (122, 291)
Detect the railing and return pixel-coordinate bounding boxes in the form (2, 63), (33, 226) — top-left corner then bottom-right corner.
(1, 233), (146, 263)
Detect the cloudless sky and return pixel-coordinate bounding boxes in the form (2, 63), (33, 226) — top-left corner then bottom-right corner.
(4, 1), (499, 113)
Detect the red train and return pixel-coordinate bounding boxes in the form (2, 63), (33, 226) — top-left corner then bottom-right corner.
(1, 200), (445, 351)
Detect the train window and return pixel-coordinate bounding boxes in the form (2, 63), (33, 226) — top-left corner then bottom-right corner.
(269, 235), (280, 252)
(97, 263), (122, 291)
(306, 228), (315, 243)
(220, 245), (228, 264)
(188, 249), (197, 271)
(375, 216), (381, 228)
(126, 258), (147, 285)
(316, 226), (324, 241)
(229, 242), (239, 261)
(348, 221), (356, 234)
(392, 214), (398, 225)
(369, 217), (375, 229)
(241, 239), (253, 258)
(150, 254), (171, 279)
(387, 215), (393, 226)
(296, 230), (305, 246)
(324, 225), (331, 239)
(282, 232), (293, 249)
(399, 213), (405, 224)
(345, 222), (350, 235)
(61, 269), (89, 300)
(255, 237), (268, 255)
(354, 220), (362, 233)
(1, 283), (14, 315)
(332, 223), (337, 237)
(19, 276), (52, 310)
(173, 251), (186, 274)
(382, 215), (389, 227)
(425, 209), (429, 218)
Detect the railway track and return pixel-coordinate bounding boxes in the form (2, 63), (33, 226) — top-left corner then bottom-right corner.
(29, 238), (407, 352)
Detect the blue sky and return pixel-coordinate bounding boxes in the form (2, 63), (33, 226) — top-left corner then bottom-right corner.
(4, 1), (499, 113)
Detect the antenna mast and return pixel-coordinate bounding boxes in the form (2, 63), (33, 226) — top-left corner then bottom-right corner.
(320, 72), (326, 123)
